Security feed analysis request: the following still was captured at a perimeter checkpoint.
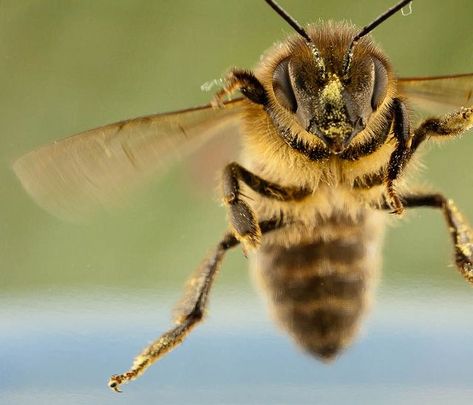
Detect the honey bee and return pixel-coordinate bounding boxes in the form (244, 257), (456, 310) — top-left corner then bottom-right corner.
(13, 0), (473, 392)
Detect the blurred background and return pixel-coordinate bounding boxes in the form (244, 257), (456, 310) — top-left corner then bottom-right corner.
(1, 1), (473, 404)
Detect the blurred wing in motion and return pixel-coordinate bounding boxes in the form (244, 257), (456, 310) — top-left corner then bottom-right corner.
(13, 98), (246, 220)
(399, 73), (473, 115)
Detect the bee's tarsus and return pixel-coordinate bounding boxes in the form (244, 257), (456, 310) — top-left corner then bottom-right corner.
(410, 106), (473, 151)
(108, 375), (124, 393)
(214, 69), (268, 106)
(386, 181), (405, 216)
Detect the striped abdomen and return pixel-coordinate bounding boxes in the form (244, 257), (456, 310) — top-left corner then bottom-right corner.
(252, 212), (384, 360)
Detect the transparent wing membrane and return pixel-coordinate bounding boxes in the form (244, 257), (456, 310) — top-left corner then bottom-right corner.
(399, 73), (473, 115)
(13, 99), (245, 220)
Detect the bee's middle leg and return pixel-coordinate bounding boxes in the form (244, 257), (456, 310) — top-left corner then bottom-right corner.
(222, 162), (309, 252)
(384, 193), (473, 284)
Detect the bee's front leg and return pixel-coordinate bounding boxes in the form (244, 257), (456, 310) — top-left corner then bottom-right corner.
(222, 163), (261, 252)
(211, 68), (268, 108)
(386, 103), (473, 215)
(222, 162), (309, 253)
(385, 98), (411, 215)
(410, 106), (473, 151)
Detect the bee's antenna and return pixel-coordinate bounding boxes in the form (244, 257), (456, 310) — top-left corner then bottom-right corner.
(343, 0), (413, 78)
(265, 0), (326, 77)
(265, 0), (311, 43)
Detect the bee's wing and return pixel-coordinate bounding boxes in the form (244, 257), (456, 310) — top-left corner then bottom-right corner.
(398, 73), (473, 115)
(13, 98), (246, 220)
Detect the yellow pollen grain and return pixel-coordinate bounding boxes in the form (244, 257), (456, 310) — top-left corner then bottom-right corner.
(321, 74), (344, 108)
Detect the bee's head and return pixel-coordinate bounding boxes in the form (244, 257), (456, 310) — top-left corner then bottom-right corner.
(271, 31), (389, 154)
(263, 0), (409, 154)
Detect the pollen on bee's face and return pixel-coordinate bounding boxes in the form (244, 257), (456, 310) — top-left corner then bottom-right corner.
(320, 75), (345, 117)
(321, 74), (344, 110)
(323, 122), (352, 137)
(318, 74), (349, 132)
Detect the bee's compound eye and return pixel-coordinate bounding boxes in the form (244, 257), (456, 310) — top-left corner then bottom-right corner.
(371, 57), (388, 110)
(272, 59), (298, 112)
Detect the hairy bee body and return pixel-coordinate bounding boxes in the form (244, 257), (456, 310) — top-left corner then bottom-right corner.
(237, 23), (394, 356)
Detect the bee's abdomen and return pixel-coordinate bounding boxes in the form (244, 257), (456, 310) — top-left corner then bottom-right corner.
(252, 219), (382, 360)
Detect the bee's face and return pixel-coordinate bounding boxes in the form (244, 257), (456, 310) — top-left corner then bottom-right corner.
(269, 26), (390, 154)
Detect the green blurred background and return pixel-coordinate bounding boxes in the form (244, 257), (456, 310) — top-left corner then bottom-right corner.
(1, 1), (473, 403)
(1, 0), (473, 292)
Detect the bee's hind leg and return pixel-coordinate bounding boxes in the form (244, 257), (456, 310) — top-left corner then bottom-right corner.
(108, 219), (283, 392)
(384, 193), (473, 284)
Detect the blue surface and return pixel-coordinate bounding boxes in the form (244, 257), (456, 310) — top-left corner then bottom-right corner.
(1, 289), (473, 405)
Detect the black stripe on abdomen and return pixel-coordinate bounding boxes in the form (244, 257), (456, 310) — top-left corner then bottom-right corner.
(254, 230), (379, 360)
